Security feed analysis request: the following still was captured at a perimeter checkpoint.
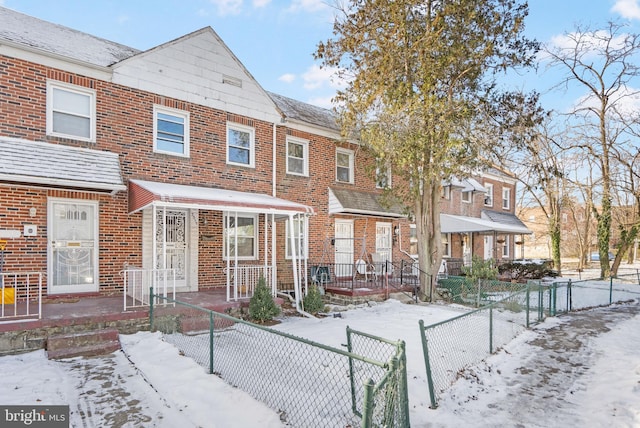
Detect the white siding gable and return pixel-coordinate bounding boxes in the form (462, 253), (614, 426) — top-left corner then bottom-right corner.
(112, 28), (281, 123)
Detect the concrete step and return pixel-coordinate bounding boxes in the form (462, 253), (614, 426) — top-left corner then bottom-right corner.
(46, 328), (121, 359)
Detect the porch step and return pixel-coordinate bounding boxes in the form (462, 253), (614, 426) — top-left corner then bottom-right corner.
(46, 328), (121, 360)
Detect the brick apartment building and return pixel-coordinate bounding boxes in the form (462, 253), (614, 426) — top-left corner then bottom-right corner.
(0, 7), (529, 306)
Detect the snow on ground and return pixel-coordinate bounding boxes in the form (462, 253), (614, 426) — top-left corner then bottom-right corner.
(0, 278), (639, 427)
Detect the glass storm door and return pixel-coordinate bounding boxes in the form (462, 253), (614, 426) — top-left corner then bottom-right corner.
(375, 223), (392, 262)
(156, 210), (188, 288)
(334, 220), (354, 277)
(49, 200), (99, 294)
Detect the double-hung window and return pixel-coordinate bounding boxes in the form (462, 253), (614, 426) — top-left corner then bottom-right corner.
(442, 233), (451, 257)
(484, 183), (494, 207)
(153, 106), (189, 157)
(461, 191), (472, 203)
(286, 217), (307, 259)
(223, 213), (257, 260)
(502, 187), (511, 210)
(286, 137), (309, 176)
(227, 123), (255, 167)
(376, 164), (392, 189)
(336, 148), (354, 184)
(46, 81), (96, 142)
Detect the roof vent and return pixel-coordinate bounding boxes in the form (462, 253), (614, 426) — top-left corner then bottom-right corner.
(222, 75), (242, 88)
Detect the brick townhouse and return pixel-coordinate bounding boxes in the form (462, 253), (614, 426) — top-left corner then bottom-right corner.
(0, 7), (529, 307)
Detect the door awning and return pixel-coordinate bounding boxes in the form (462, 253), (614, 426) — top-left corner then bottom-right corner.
(128, 179), (314, 217)
(328, 187), (405, 219)
(440, 213), (531, 234)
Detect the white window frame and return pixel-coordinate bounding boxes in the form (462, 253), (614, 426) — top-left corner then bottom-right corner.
(442, 233), (451, 258)
(336, 148), (355, 184)
(226, 123), (255, 168)
(461, 191), (472, 203)
(484, 183), (494, 207)
(409, 224), (418, 257)
(285, 216), (308, 260)
(153, 105), (190, 157)
(376, 164), (392, 189)
(46, 80), (96, 142)
(502, 187), (511, 210)
(502, 235), (510, 258)
(223, 213), (258, 260)
(286, 136), (309, 176)
(441, 185), (450, 200)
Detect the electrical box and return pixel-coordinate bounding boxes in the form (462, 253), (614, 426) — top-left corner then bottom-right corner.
(23, 225), (37, 237)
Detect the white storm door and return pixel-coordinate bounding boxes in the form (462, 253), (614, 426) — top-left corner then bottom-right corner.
(375, 222), (392, 262)
(484, 235), (494, 260)
(156, 209), (189, 289)
(48, 199), (99, 294)
(334, 220), (354, 277)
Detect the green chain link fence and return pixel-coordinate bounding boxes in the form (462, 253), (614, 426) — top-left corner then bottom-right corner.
(149, 290), (410, 428)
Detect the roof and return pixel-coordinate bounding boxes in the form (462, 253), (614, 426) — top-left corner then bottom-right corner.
(268, 92), (339, 132)
(481, 210), (530, 229)
(328, 187), (405, 218)
(0, 7), (139, 67)
(0, 136), (125, 193)
(441, 213), (531, 234)
(129, 180), (314, 217)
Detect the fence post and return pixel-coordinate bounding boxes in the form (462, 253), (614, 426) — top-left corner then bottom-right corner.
(609, 276), (613, 304)
(568, 279), (572, 312)
(149, 286), (154, 331)
(399, 341), (410, 427)
(419, 320), (438, 409)
(209, 312), (214, 375)
(526, 283), (530, 328)
(489, 305), (494, 354)
(538, 283), (544, 322)
(361, 378), (375, 428)
(383, 356), (398, 424)
(346, 326), (359, 416)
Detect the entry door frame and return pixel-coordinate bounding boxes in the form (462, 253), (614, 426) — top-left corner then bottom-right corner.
(334, 219), (354, 277)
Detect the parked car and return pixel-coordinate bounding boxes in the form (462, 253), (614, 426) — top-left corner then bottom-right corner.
(590, 252), (615, 262)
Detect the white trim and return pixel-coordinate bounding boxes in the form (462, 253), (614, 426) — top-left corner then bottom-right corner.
(502, 187), (511, 210)
(46, 80), (96, 143)
(336, 147), (355, 184)
(286, 136), (309, 177)
(484, 183), (494, 207)
(285, 216), (308, 260)
(153, 105), (190, 157)
(226, 122), (256, 168)
(223, 212), (259, 261)
(461, 190), (472, 203)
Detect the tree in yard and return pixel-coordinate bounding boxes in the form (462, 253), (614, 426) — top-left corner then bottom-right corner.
(315, 0), (539, 300)
(544, 21), (640, 278)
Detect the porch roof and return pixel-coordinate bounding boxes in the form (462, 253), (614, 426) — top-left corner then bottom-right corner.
(328, 187), (406, 219)
(0, 136), (126, 194)
(440, 213), (531, 234)
(128, 179), (315, 217)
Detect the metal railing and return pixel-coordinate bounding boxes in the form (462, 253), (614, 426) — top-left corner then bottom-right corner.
(0, 272), (43, 322)
(225, 264), (274, 300)
(148, 291), (410, 427)
(122, 267), (176, 310)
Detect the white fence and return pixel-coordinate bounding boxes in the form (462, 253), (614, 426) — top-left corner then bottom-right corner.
(0, 272), (42, 322)
(123, 267), (176, 310)
(226, 265), (274, 301)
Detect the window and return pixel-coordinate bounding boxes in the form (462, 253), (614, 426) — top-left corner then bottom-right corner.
(502, 187), (511, 210)
(461, 191), (472, 203)
(441, 185), (450, 200)
(336, 148), (354, 183)
(227, 123), (255, 167)
(442, 233), (451, 257)
(46, 81), (96, 142)
(153, 106), (189, 156)
(286, 217), (307, 259)
(409, 225), (418, 256)
(376, 163), (392, 189)
(286, 137), (309, 176)
(223, 213), (257, 260)
(502, 235), (510, 258)
(484, 183), (494, 207)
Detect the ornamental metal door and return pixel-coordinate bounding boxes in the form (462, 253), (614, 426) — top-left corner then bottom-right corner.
(156, 210), (188, 288)
(334, 220), (354, 277)
(375, 222), (392, 262)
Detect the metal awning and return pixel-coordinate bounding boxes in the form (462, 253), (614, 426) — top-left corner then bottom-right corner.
(440, 213), (531, 234)
(0, 136), (126, 194)
(128, 179), (314, 217)
(328, 187), (405, 218)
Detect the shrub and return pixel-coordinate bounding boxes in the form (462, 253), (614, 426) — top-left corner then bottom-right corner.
(303, 285), (325, 314)
(498, 261), (559, 281)
(249, 277), (280, 323)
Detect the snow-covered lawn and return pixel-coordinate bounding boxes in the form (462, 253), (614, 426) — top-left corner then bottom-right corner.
(0, 290), (639, 427)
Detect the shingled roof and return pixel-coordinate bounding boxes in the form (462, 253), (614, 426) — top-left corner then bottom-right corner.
(268, 92), (339, 132)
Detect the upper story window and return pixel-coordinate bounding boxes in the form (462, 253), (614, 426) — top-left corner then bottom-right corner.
(484, 183), (494, 207)
(461, 191), (472, 203)
(409, 224), (418, 257)
(376, 164), (392, 189)
(286, 217), (308, 259)
(442, 233), (451, 257)
(227, 123), (255, 167)
(502, 187), (511, 210)
(153, 106), (189, 157)
(286, 137), (309, 176)
(441, 185), (450, 200)
(223, 213), (257, 260)
(46, 81), (96, 142)
(336, 148), (354, 184)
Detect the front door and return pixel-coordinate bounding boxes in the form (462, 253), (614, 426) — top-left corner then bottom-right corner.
(375, 222), (392, 262)
(48, 199), (99, 294)
(156, 209), (189, 289)
(334, 220), (354, 277)
(484, 235), (494, 260)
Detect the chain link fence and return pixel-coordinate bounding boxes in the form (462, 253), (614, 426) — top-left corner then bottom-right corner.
(148, 291), (409, 428)
(436, 276), (528, 307)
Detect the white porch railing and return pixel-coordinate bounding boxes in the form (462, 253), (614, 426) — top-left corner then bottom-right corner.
(226, 265), (275, 301)
(123, 267), (176, 310)
(0, 272), (42, 323)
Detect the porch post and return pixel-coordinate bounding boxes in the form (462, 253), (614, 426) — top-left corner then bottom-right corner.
(289, 214), (301, 310)
(225, 212), (230, 301)
(270, 213), (276, 296)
